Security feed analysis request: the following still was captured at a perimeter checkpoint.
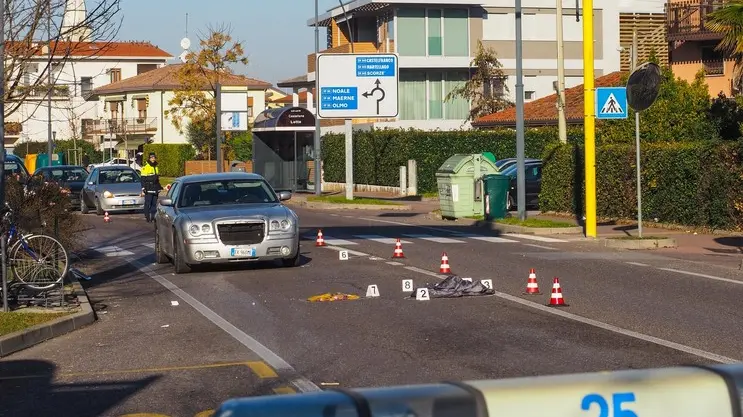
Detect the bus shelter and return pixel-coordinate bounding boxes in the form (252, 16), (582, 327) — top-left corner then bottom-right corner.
(252, 107), (316, 192)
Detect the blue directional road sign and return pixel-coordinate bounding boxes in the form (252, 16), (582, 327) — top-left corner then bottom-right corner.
(319, 87), (359, 111)
(596, 87), (628, 119)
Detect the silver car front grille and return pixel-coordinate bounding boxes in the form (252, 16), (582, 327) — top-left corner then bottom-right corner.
(217, 222), (265, 245)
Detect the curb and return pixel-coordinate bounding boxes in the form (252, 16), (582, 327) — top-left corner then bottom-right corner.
(291, 201), (412, 211)
(0, 274), (96, 357)
(603, 237), (678, 250)
(474, 220), (584, 235)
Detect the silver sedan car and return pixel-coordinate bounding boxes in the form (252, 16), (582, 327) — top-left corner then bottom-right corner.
(154, 172), (300, 274)
(80, 166), (145, 215)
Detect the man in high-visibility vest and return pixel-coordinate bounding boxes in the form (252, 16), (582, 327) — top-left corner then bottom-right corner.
(140, 152), (162, 223)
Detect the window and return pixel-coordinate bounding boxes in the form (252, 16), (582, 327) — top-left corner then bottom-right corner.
(485, 77), (506, 98)
(248, 107), (254, 117)
(397, 8), (426, 56)
(443, 9), (468, 56)
(109, 101), (119, 119)
(428, 9), (442, 56)
(525, 165), (542, 181)
(109, 68), (121, 83)
(428, 72), (443, 119)
(399, 71), (427, 120)
(177, 180), (278, 208)
(99, 169), (140, 184)
(701, 46), (724, 76)
(81, 77), (92, 97)
(400, 70), (469, 120)
(525, 91), (536, 100)
(136, 98), (147, 119)
(444, 71), (469, 120)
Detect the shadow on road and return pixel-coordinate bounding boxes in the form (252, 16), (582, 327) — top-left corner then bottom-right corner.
(0, 360), (159, 417)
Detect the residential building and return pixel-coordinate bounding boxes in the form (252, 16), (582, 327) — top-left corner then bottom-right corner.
(666, 0), (733, 97)
(286, 0), (663, 132)
(472, 71), (624, 128)
(266, 87), (291, 108)
(3, 0), (172, 151)
(85, 64), (271, 147)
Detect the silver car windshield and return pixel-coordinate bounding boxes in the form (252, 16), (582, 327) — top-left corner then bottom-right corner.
(177, 180), (278, 208)
(99, 169), (140, 184)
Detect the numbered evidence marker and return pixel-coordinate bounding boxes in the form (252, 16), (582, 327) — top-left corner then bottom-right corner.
(416, 288), (430, 301)
(402, 279), (413, 292)
(366, 284), (380, 297)
(339, 250), (349, 261)
(480, 279), (493, 289)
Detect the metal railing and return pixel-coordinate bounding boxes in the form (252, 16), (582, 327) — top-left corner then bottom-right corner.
(666, 0), (726, 41)
(82, 117), (158, 136)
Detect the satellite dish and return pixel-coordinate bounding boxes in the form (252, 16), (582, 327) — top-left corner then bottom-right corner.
(180, 37), (191, 50)
(626, 62), (662, 112)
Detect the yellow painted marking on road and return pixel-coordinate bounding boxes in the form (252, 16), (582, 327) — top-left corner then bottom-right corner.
(246, 361), (279, 378)
(272, 386), (297, 395)
(0, 361), (256, 381)
(194, 410), (215, 417)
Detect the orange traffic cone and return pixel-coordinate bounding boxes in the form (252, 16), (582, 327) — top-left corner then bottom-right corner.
(523, 268), (541, 295)
(315, 229), (326, 247)
(103, 212), (111, 223)
(439, 252), (451, 274)
(547, 277), (568, 307)
(392, 238), (405, 258)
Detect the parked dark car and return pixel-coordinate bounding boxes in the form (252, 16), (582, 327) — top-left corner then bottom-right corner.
(33, 165), (89, 209)
(494, 157), (541, 173)
(500, 160), (542, 210)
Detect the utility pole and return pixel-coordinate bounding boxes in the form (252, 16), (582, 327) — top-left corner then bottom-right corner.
(632, 30), (643, 238)
(556, 0), (567, 143)
(583, 0), (597, 238)
(215, 82), (222, 172)
(47, 0), (53, 166)
(313, 0), (322, 195)
(515, 0), (526, 221)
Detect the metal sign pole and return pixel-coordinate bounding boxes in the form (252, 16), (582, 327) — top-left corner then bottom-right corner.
(313, 0), (322, 196)
(515, 0), (526, 220)
(215, 82), (222, 173)
(632, 31), (643, 238)
(345, 119), (353, 200)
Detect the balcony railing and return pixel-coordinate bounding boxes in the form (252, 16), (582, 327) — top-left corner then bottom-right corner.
(703, 60), (725, 75)
(15, 84), (70, 100)
(666, 0), (726, 41)
(307, 41), (395, 72)
(82, 117), (158, 137)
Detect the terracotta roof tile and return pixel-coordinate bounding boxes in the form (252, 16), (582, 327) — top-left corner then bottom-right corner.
(473, 72), (626, 127)
(90, 64), (271, 96)
(7, 41), (172, 58)
(273, 88), (316, 104)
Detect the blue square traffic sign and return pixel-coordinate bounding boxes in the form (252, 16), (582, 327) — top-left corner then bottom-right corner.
(596, 87), (628, 119)
(356, 56), (396, 77)
(320, 87), (358, 110)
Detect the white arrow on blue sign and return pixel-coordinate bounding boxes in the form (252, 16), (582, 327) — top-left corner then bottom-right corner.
(596, 87), (628, 120)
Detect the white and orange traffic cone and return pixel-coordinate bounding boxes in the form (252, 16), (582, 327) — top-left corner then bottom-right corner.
(523, 268), (541, 295)
(547, 277), (568, 307)
(392, 238), (405, 258)
(315, 229), (326, 247)
(439, 252), (451, 274)
(103, 212), (111, 223)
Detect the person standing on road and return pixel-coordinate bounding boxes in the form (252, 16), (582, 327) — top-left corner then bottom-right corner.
(140, 152), (162, 223)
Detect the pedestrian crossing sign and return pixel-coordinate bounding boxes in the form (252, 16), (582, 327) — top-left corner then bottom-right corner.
(595, 87), (628, 119)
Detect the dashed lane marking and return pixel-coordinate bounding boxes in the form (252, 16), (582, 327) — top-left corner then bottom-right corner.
(504, 234), (569, 243)
(404, 266), (445, 278)
(522, 243), (558, 250)
(353, 235), (413, 244)
(401, 234), (465, 244)
(324, 245), (369, 257)
(626, 262), (649, 267)
(658, 267), (743, 286)
(246, 361), (279, 378)
(386, 261), (404, 266)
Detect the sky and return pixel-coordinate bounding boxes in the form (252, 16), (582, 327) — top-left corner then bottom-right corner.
(116, 0), (340, 87)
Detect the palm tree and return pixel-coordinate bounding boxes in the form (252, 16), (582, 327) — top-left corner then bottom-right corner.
(707, 0), (743, 90)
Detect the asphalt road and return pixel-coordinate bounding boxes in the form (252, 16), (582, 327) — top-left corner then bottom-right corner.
(2, 206), (743, 416)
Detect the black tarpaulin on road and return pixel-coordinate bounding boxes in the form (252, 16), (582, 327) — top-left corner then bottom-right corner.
(410, 275), (495, 298)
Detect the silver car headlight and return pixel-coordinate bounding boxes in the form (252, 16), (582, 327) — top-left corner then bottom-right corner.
(280, 220), (291, 230)
(201, 224), (210, 234)
(189, 224), (200, 236)
(270, 220), (280, 230)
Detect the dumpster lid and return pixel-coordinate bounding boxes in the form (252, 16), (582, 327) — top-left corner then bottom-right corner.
(437, 154), (477, 174)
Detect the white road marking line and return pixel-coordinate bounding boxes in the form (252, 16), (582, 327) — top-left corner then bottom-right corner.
(404, 266), (446, 278)
(330, 214), (340, 217)
(398, 263), (737, 364)
(358, 217), (462, 235)
(459, 234), (520, 243)
(658, 268), (743, 286)
(401, 234), (465, 244)
(94, 246), (135, 257)
(321, 237), (358, 246)
(626, 262), (649, 267)
(369, 256), (385, 261)
(387, 261), (404, 266)
(505, 234), (569, 243)
(130, 260), (321, 392)
(324, 245), (369, 257)
(143, 243), (155, 249)
(522, 243), (558, 250)
(353, 235), (413, 244)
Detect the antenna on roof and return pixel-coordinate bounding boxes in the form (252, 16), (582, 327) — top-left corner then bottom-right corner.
(179, 12), (191, 62)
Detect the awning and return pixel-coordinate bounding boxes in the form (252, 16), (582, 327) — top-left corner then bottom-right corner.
(253, 106), (316, 132)
(104, 95), (126, 102)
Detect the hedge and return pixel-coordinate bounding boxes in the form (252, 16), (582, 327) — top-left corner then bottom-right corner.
(540, 141), (743, 230)
(143, 143), (195, 177)
(321, 127), (579, 193)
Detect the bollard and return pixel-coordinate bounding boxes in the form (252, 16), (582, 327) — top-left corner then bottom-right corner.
(399, 166), (407, 196)
(407, 160), (417, 196)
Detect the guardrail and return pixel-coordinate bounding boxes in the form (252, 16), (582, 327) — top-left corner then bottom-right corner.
(214, 364), (743, 416)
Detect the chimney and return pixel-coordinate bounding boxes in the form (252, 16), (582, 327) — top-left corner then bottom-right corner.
(306, 91), (314, 111)
(292, 93), (299, 107)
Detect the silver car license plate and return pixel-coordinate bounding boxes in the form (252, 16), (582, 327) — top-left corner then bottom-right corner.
(123, 199), (136, 205)
(230, 248), (256, 257)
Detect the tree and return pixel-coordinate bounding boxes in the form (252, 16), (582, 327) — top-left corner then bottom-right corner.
(707, 1), (743, 90)
(444, 40), (512, 121)
(4, 0), (122, 118)
(598, 67), (716, 143)
(186, 119), (216, 159)
(166, 25), (249, 133)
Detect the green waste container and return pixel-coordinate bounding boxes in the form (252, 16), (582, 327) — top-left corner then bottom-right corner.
(483, 174), (511, 220)
(436, 154), (499, 219)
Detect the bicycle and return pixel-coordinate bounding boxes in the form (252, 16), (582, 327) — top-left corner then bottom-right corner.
(1, 204), (69, 291)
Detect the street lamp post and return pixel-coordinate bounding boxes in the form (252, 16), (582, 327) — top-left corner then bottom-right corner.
(515, 0), (526, 221)
(313, 0), (322, 195)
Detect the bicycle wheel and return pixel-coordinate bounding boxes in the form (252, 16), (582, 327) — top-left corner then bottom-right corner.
(9, 234), (69, 291)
